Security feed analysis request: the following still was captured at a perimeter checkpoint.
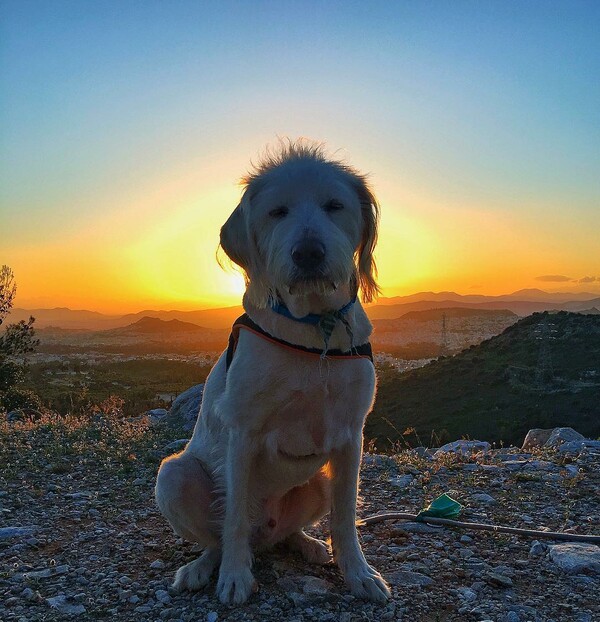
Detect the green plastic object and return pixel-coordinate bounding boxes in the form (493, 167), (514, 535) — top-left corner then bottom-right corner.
(416, 493), (462, 521)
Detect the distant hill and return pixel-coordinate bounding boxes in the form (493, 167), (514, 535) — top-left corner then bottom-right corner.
(374, 307), (517, 327)
(374, 289), (600, 305)
(367, 297), (600, 320)
(8, 289), (600, 329)
(7, 306), (244, 330)
(368, 311), (600, 448)
(110, 316), (207, 334)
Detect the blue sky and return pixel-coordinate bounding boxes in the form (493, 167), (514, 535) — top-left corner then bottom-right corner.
(1, 1), (599, 310)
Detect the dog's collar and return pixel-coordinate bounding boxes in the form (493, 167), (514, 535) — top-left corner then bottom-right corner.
(269, 296), (356, 326)
(225, 313), (373, 371)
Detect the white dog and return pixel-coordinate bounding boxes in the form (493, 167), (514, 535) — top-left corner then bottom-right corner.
(155, 140), (390, 605)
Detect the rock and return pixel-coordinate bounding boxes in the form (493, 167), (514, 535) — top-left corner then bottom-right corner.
(485, 572), (513, 588)
(146, 408), (168, 426)
(389, 475), (414, 488)
(434, 440), (490, 457)
(207, 612), (218, 622)
(544, 427), (586, 449)
(21, 587), (40, 601)
(558, 440), (600, 454)
(26, 564), (70, 579)
(548, 543), (600, 574)
(150, 560), (165, 570)
(529, 540), (547, 557)
(396, 522), (442, 534)
(522, 428), (554, 449)
(162, 439), (189, 453)
(457, 587), (477, 602)
(46, 594), (86, 615)
(155, 589), (171, 604)
(362, 454), (398, 469)
(0, 526), (36, 540)
(386, 570), (433, 587)
(471, 493), (496, 504)
(301, 576), (333, 595)
(168, 384), (204, 431)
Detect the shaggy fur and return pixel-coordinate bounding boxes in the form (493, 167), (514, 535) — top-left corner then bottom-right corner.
(155, 140), (390, 605)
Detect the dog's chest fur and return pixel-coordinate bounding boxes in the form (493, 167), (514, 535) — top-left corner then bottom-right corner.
(219, 330), (376, 495)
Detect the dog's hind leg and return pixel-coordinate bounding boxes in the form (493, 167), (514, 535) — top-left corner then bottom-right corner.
(284, 531), (330, 564)
(155, 452), (221, 591)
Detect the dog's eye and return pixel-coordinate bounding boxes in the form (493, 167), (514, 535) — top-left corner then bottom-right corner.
(323, 199), (344, 212)
(269, 206), (288, 219)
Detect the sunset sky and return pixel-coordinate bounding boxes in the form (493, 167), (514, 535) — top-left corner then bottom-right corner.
(2, 1), (599, 313)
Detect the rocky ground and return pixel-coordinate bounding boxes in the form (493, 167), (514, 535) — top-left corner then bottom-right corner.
(0, 413), (598, 622)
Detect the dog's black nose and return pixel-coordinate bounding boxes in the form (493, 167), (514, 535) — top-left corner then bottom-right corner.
(292, 238), (326, 271)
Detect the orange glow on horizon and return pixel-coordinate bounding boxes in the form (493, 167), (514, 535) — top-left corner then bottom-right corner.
(5, 160), (600, 314)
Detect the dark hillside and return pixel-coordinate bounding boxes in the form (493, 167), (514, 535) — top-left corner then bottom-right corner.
(369, 311), (600, 447)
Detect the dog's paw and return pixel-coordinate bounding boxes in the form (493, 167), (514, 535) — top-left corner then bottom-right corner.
(344, 563), (390, 603)
(216, 565), (258, 605)
(172, 548), (220, 592)
(286, 531), (331, 564)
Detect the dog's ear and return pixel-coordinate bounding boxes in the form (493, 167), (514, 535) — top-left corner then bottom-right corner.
(219, 193), (272, 308)
(220, 196), (251, 271)
(354, 178), (381, 303)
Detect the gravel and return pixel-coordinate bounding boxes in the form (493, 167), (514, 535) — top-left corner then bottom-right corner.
(1, 413), (598, 621)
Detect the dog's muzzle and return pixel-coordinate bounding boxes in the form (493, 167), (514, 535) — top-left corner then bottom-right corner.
(291, 238), (325, 273)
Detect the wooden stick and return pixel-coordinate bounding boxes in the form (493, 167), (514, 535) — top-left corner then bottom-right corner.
(359, 512), (600, 544)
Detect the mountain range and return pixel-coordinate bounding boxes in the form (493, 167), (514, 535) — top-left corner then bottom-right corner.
(8, 289), (600, 330)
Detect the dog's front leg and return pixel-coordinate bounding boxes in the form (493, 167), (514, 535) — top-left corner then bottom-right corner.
(330, 440), (391, 603)
(216, 428), (257, 605)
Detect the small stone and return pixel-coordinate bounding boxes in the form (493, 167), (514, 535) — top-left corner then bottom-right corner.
(46, 594), (86, 615)
(529, 540), (546, 557)
(301, 576), (333, 596)
(207, 612), (218, 622)
(155, 589), (171, 604)
(150, 560), (166, 570)
(386, 570), (433, 587)
(457, 587), (477, 602)
(471, 493), (496, 504)
(396, 522), (442, 534)
(27, 564), (69, 579)
(20, 587), (38, 601)
(0, 526), (36, 540)
(389, 474), (414, 488)
(559, 440), (600, 454)
(163, 439), (190, 453)
(548, 543), (600, 574)
(485, 572), (513, 588)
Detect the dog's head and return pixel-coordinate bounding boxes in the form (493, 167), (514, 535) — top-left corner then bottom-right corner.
(220, 140), (380, 308)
